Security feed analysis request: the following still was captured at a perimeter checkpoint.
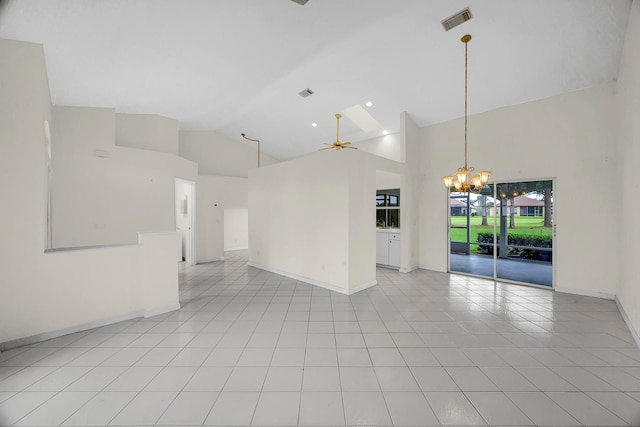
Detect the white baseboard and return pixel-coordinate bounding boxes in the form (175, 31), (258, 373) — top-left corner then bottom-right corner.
(197, 256), (224, 264)
(346, 280), (378, 294)
(418, 264), (448, 273)
(1, 303), (182, 351)
(615, 296), (640, 349)
(555, 287), (615, 300)
(224, 246), (248, 251)
(399, 265), (419, 273)
(144, 303), (180, 318)
(248, 261), (377, 295)
(1, 310), (145, 352)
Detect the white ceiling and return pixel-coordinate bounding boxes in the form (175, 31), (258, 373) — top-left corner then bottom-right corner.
(0, 0), (632, 159)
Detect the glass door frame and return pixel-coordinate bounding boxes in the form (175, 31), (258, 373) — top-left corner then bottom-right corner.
(447, 177), (556, 290)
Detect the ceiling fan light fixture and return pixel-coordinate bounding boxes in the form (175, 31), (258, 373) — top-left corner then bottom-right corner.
(319, 114), (358, 151)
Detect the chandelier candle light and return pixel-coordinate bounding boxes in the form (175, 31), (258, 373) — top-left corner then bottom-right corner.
(442, 34), (490, 194)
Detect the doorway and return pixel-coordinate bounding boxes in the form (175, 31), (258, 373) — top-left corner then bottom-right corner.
(175, 179), (196, 265)
(376, 171), (401, 269)
(449, 179), (554, 287)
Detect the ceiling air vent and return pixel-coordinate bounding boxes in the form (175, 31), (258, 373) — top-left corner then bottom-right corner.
(441, 7), (473, 31)
(298, 88), (314, 98)
(290, 0), (309, 5)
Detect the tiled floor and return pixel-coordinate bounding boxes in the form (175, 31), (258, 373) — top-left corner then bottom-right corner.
(1, 250), (640, 426)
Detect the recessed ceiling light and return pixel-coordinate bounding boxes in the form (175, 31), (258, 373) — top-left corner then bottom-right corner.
(311, 122), (318, 127)
(365, 101), (373, 107)
(382, 130), (389, 135)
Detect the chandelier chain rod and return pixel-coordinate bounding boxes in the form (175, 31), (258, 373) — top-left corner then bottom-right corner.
(464, 37), (468, 169)
(441, 34), (491, 194)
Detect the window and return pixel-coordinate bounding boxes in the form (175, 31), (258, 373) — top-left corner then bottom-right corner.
(520, 206), (542, 216)
(376, 189), (400, 228)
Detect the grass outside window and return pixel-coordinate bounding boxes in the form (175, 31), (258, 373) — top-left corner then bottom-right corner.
(450, 216), (552, 254)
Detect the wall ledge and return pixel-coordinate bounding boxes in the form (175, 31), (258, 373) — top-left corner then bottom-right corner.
(45, 243), (138, 253)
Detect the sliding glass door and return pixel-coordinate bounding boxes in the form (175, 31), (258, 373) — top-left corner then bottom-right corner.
(449, 179), (553, 287)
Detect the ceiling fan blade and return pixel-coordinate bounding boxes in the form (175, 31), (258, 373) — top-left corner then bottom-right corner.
(342, 141), (351, 145)
(319, 146), (334, 151)
(345, 146), (358, 149)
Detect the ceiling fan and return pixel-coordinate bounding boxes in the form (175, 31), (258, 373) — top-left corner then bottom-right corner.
(319, 113), (358, 151)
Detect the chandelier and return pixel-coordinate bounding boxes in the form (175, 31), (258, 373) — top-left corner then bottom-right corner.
(442, 34), (490, 194)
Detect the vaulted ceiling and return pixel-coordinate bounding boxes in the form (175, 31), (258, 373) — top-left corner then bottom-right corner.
(0, 0), (632, 159)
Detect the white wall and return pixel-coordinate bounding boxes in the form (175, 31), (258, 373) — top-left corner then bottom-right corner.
(223, 178), (249, 251)
(249, 149), (402, 294)
(0, 38), (180, 347)
(353, 133), (402, 162)
(195, 175), (249, 262)
(249, 152), (352, 292)
(180, 130), (279, 178)
(400, 112), (420, 272)
(616, 0), (640, 336)
(52, 106), (198, 247)
(224, 209), (248, 250)
(179, 131), (279, 260)
(116, 113), (179, 155)
(376, 170), (401, 190)
(419, 84), (619, 294)
(196, 176), (225, 263)
(347, 154), (378, 287)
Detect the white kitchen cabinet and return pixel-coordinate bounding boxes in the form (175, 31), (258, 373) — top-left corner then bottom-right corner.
(376, 230), (400, 268)
(376, 231), (389, 265)
(388, 234), (401, 267)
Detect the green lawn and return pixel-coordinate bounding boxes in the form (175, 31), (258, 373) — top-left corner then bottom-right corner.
(450, 216), (552, 253)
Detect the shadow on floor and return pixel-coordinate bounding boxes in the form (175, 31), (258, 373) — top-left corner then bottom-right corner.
(450, 253), (552, 287)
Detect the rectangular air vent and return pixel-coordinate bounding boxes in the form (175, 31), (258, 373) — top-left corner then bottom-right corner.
(298, 88), (314, 98)
(441, 7), (473, 31)
(290, 0), (309, 5)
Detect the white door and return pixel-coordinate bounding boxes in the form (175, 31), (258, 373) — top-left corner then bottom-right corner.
(175, 179), (196, 265)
